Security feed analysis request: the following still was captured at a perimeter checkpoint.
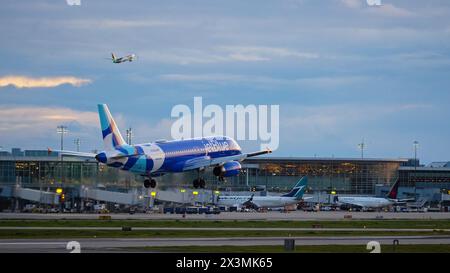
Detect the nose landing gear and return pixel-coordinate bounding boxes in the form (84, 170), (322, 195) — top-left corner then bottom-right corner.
(144, 178), (157, 188)
(193, 178), (206, 189)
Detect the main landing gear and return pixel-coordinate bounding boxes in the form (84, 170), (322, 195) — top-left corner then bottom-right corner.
(144, 178), (157, 188)
(193, 169), (206, 189)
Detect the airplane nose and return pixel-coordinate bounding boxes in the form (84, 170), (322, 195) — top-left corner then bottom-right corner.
(95, 152), (107, 163)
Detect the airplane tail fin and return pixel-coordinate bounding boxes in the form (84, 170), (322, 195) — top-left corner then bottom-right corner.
(111, 53), (116, 62)
(386, 178), (400, 199)
(282, 176), (308, 200)
(98, 104), (126, 150)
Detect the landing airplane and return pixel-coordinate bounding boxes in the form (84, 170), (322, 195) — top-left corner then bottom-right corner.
(111, 53), (136, 63)
(50, 104), (271, 189)
(217, 176), (307, 209)
(334, 179), (412, 209)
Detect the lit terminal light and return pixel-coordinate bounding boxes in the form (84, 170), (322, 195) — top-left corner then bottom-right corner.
(331, 191), (337, 195)
(214, 191), (220, 195)
(151, 191), (157, 197)
(192, 191), (199, 195)
(180, 189), (186, 193)
(56, 188), (63, 194)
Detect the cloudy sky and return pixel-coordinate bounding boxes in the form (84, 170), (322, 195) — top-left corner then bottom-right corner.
(0, 0), (449, 164)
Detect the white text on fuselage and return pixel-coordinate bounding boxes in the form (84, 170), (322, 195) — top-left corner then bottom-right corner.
(204, 139), (229, 154)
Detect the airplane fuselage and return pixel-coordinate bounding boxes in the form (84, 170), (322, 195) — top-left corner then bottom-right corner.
(218, 195), (299, 208)
(113, 55), (135, 63)
(97, 136), (242, 175)
(70, 104), (270, 188)
(337, 196), (394, 208)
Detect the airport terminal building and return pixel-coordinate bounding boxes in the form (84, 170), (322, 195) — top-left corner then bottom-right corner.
(232, 157), (405, 194)
(1, 148), (450, 196)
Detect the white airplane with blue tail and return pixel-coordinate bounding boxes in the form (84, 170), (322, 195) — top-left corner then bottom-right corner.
(217, 176), (308, 209)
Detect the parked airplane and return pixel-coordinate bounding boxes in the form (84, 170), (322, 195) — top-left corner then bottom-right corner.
(334, 179), (411, 209)
(50, 104), (271, 189)
(217, 176), (308, 209)
(110, 53), (136, 63)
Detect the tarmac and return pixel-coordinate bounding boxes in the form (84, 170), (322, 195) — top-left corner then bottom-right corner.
(0, 235), (449, 253)
(1, 211), (449, 220)
(0, 227), (449, 232)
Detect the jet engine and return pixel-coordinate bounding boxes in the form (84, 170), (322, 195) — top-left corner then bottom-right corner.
(213, 161), (242, 177)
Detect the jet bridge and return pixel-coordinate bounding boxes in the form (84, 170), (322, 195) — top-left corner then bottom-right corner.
(1, 185), (215, 206)
(79, 188), (140, 205)
(0, 186), (59, 205)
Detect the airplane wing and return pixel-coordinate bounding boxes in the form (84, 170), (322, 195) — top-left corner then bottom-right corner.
(48, 148), (143, 161)
(395, 198), (415, 203)
(47, 148), (96, 159)
(182, 148), (271, 171)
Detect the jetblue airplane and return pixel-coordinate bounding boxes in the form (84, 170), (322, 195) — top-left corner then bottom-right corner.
(334, 179), (412, 209)
(52, 104), (271, 189)
(217, 176), (307, 209)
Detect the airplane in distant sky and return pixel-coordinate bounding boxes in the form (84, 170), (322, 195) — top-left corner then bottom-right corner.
(110, 53), (136, 63)
(334, 179), (412, 210)
(217, 176), (308, 209)
(50, 104), (271, 189)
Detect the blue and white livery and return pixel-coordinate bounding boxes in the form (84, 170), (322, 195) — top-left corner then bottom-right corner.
(52, 104), (271, 188)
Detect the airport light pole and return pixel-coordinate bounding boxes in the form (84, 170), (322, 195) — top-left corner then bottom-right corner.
(358, 139), (365, 159)
(413, 140), (419, 200)
(57, 126), (68, 208)
(413, 141), (419, 170)
(57, 125), (68, 151)
(330, 154), (334, 204)
(74, 138), (81, 152)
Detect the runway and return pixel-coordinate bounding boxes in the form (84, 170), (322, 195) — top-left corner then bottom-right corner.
(0, 226), (449, 232)
(1, 211), (449, 221)
(0, 235), (449, 253)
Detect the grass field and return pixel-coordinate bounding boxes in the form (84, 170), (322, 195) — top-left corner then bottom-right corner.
(1, 229), (449, 239)
(1, 219), (449, 239)
(125, 244), (450, 253)
(0, 219), (449, 229)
